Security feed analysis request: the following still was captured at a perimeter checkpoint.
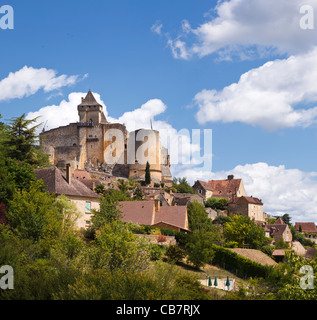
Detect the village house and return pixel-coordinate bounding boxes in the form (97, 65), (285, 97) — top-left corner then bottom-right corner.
(142, 187), (174, 206)
(172, 193), (204, 206)
(118, 200), (189, 233)
(193, 175), (246, 201)
(34, 164), (101, 229)
(228, 196), (265, 223)
(295, 222), (317, 240)
(264, 218), (292, 245)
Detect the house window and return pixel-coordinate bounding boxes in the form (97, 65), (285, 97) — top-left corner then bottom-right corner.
(85, 201), (91, 213)
(85, 220), (91, 226)
(198, 189), (202, 194)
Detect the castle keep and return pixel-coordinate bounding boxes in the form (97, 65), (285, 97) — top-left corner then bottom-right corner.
(40, 90), (172, 184)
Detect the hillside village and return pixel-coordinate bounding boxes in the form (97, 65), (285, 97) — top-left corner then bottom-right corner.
(1, 92), (317, 300)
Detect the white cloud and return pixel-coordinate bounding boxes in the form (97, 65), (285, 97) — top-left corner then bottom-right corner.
(164, 0), (317, 60)
(174, 162), (317, 223)
(0, 66), (83, 102)
(151, 21), (163, 35)
(195, 47), (317, 130)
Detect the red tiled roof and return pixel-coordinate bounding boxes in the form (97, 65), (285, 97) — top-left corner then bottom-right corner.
(196, 180), (213, 191)
(154, 206), (188, 230)
(73, 170), (91, 180)
(197, 178), (242, 196)
(229, 196), (263, 205)
(274, 217), (285, 224)
(207, 179), (242, 196)
(119, 201), (155, 226)
(272, 249), (286, 256)
(295, 222), (317, 233)
(34, 166), (100, 199)
(118, 200), (189, 231)
(264, 224), (287, 236)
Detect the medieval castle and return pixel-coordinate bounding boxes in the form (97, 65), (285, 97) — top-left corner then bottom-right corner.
(40, 90), (172, 185)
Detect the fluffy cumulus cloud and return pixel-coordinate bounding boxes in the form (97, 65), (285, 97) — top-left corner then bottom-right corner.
(195, 48), (317, 130)
(165, 0), (317, 60)
(0, 66), (84, 102)
(26, 92), (105, 133)
(174, 162), (317, 223)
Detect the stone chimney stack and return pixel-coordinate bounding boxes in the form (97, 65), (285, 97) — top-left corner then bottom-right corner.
(227, 174), (234, 180)
(66, 163), (71, 184)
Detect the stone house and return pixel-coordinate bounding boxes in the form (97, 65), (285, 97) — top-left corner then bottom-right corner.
(193, 175), (246, 201)
(228, 196), (265, 223)
(118, 200), (189, 233)
(264, 218), (292, 245)
(172, 193), (204, 206)
(142, 187), (174, 206)
(295, 222), (317, 236)
(34, 164), (101, 230)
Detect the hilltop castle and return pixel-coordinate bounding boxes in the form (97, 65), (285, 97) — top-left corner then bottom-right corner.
(40, 90), (172, 184)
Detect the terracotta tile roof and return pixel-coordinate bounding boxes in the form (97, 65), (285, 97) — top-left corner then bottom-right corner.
(118, 200), (189, 231)
(274, 217), (285, 224)
(119, 201), (155, 226)
(173, 193), (204, 206)
(207, 178), (242, 196)
(154, 206), (188, 230)
(229, 196), (263, 205)
(34, 166), (100, 199)
(265, 224), (287, 236)
(196, 178), (242, 196)
(295, 222), (317, 233)
(272, 249), (286, 256)
(73, 169), (91, 180)
(196, 180), (213, 191)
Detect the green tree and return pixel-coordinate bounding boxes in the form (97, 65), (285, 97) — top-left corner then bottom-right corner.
(117, 179), (129, 193)
(185, 230), (215, 269)
(165, 244), (186, 264)
(4, 114), (39, 162)
(53, 195), (82, 236)
(93, 221), (150, 272)
(6, 180), (61, 241)
(3, 114), (50, 168)
(145, 161), (151, 185)
(90, 194), (123, 231)
(187, 201), (215, 232)
(172, 177), (194, 194)
(224, 215), (268, 249)
(205, 197), (228, 210)
(133, 184), (144, 200)
(94, 184), (106, 196)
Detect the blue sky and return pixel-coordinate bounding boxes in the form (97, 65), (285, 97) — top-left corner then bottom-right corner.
(1, 0), (317, 222)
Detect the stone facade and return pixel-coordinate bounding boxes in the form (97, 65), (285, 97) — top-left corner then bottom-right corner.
(228, 196), (265, 222)
(40, 90), (172, 184)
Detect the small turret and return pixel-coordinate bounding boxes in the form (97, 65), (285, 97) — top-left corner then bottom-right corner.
(77, 89), (107, 125)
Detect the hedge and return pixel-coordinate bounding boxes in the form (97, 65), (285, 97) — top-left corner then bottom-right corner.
(210, 244), (273, 279)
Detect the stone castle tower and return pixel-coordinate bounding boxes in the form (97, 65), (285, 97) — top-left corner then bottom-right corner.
(40, 90), (172, 184)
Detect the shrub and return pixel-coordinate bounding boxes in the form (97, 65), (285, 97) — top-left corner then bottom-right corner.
(165, 244), (186, 264)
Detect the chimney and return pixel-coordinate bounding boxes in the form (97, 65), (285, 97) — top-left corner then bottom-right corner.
(154, 199), (160, 212)
(228, 175), (234, 180)
(66, 163), (71, 184)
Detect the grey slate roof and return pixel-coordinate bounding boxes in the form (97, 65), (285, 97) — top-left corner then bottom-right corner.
(34, 166), (100, 199)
